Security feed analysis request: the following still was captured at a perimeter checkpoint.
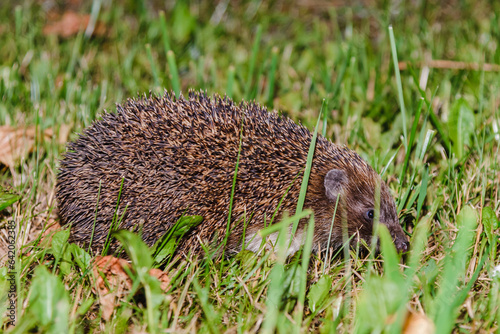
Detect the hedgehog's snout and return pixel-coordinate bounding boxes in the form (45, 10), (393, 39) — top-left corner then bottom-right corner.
(394, 236), (410, 253)
(390, 226), (409, 253)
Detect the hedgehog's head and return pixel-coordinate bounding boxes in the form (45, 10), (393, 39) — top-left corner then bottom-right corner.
(323, 168), (409, 253)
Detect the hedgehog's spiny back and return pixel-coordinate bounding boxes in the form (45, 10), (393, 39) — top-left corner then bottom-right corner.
(56, 91), (371, 254)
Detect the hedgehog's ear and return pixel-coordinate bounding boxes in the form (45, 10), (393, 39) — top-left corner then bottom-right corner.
(324, 169), (347, 201)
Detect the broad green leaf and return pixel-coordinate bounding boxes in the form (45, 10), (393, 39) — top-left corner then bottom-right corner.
(433, 205), (478, 333)
(51, 229), (70, 259)
(27, 266), (70, 333)
(448, 98), (475, 158)
(482, 206), (499, 242)
(282, 264), (301, 298)
(307, 275), (332, 313)
(76, 298), (95, 316)
(0, 188), (21, 211)
(152, 215), (203, 263)
(405, 210), (433, 285)
(59, 246), (73, 275)
(69, 244), (92, 271)
(482, 206), (498, 260)
(153, 239), (177, 263)
(169, 215), (204, 238)
(113, 230), (153, 270)
(142, 272), (166, 332)
(379, 224), (403, 284)
(114, 231), (167, 332)
(355, 277), (406, 333)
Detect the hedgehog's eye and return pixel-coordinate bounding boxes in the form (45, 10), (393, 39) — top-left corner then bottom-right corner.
(365, 209), (374, 221)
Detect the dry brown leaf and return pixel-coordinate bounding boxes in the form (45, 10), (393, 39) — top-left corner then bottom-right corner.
(403, 311), (435, 334)
(43, 11), (106, 38)
(149, 268), (171, 292)
(0, 125), (53, 167)
(92, 255), (170, 321)
(58, 124), (72, 145)
(0, 125), (72, 166)
(93, 255), (133, 321)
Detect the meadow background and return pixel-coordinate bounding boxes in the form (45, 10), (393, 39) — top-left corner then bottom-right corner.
(1, 0), (500, 332)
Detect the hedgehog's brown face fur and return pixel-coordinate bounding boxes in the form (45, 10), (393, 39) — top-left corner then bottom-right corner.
(319, 168), (409, 253)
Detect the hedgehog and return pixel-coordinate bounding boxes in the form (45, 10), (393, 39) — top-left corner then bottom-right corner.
(56, 91), (409, 257)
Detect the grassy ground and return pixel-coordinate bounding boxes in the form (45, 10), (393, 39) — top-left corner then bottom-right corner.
(1, 0), (500, 332)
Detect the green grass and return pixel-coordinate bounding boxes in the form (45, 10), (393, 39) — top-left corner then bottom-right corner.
(1, 1), (500, 333)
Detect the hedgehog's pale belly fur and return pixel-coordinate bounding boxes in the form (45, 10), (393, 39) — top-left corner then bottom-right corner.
(56, 91), (409, 256)
(244, 230), (305, 256)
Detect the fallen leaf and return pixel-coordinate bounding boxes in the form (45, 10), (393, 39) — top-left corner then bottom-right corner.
(92, 255), (170, 321)
(0, 125), (72, 166)
(0, 125), (52, 167)
(403, 311), (435, 334)
(58, 124), (73, 145)
(149, 268), (171, 292)
(43, 11), (106, 38)
(92, 256), (133, 321)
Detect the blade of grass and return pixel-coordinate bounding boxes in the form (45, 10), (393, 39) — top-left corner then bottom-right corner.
(379, 224), (402, 284)
(368, 179), (382, 263)
(389, 25), (408, 152)
(159, 11), (172, 53)
(405, 199), (437, 283)
(146, 44), (160, 90)
(323, 194), (340, 273)
(219, 112), (244, 268)
(102, 177), (125, 255)
(244, 25), (262, 100)
(167, 50), (181, 97)
(342, 56), (355, 131)
(192, 277), (218, 334)
(15, 5), (22, 39)
(84, 0), (102, 38)
(399, 97), (424, 184)
(432, 206), (478, 332)
(324, 44), (351, 135)
(294, 215), (315, 333)
(380, 146), (400, 178)
(408, 70), (452, 153)
(291, 99), (326, 239)
(416, 164), (429, 220)
(88, 180), (102, 254)
(226, 65), (235, 99)
(261, 211), (290, 334)
(418, 129), (435, 161)
(266, 46), (279, 107)
(66, 32), (84, 77)
(259, 210), (312, 238)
